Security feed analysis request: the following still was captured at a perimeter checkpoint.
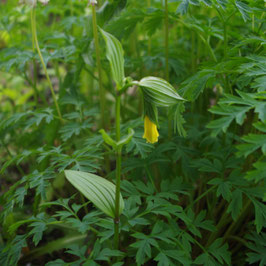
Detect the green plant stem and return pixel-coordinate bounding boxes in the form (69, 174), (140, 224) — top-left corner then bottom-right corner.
(164, 0), (169, 81)
(227, 235), (248, 247)
(223, 200), (252, 240)
(30, 9), (38, 106)
(191, 31), (196, 72)
(215, 7), (233, 94)
(145, 165), (157, 192)
(80, 194), (89, 214)
(91, 4), (105, 130)
(70, 0), (73, 16)
(206, 208), (231, 246)
(257, 12), (265, 34)
(199, 34), (217, 62)
(33, 194), (41, 216)
(114, 93), (121, 250)
(214, 6), (227, 59)
(223, 23), (228, 59)
(195, 180), (203, 213)
(115, 94), (121, 141)
(32, 62), (38, 105)
(223, 19), (233, 94)
(185, 185), (216, 211)
(31, 8), (62, 121)
(164, 0), (172, 139)
(91, 3), (111, 173)
(147, 0), (151, 56)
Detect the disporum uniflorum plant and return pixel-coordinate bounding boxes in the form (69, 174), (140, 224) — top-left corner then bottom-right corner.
(0, 0), (265, 265)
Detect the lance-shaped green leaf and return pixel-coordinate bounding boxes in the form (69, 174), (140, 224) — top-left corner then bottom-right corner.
(138, 77), (184, 107)
(65, 170), (124, 218)
(100, 28), (125, 88)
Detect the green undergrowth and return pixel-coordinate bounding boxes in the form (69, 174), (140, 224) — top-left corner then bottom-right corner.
(0, 0), (265, 265)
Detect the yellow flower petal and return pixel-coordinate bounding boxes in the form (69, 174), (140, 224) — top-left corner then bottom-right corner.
(143, 116), (159, 144)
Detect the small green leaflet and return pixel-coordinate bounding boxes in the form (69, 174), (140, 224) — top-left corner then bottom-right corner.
(217, 0), (228, 10)
(130, 234), (158, 265)
(246, 232), (266, 265)
(237, 134), (266, 158)
(176, 0), (212, 15)
(178, 69), (215, 102)
(195, 238), (231, 265)
(126, 132), (154, 158)
(252, 200), (266, 233)
(176, 0), (190, 15)
(227, 189), (243, 221)
(64, 170), (124, 218)
(245, 162), (266, 183)
(99, 28), (125, 88)
(235, 1), (252, 22)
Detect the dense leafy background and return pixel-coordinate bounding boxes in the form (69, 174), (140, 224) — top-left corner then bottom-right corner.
(0, 0), (265, 265)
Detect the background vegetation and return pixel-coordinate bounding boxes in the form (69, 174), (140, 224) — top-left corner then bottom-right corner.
(0, 0), (265, 265)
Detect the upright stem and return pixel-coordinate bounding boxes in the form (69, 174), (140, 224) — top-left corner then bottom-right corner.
(185, 185), (217, 211)
(223, 22), (232, 94)
(31, 22), (38, 106)
(70, 0), (73, 16)
(115, 94), (121, 142)
(202, 36), (217, 62)
(223, 200), (252, 240)
(164, 0), (172, 139)
(214, 7), (232, 94)
(91, 4), (106, 130)
(191, 31), (196, 72)
(252, 14), (255, 32)
(223, 22), (228, 59)
(215, 6), (227, 59)
(114, 92), (121, 250)
(164, 0), (169, 82)
(147, 0), (151, 56)
(31, 8), (62, 121)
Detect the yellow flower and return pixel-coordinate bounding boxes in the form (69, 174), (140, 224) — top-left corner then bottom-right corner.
(143, 116), (159, 144)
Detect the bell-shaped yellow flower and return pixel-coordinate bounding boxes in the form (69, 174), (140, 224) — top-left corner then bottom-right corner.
(143, 116), (159, 144)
